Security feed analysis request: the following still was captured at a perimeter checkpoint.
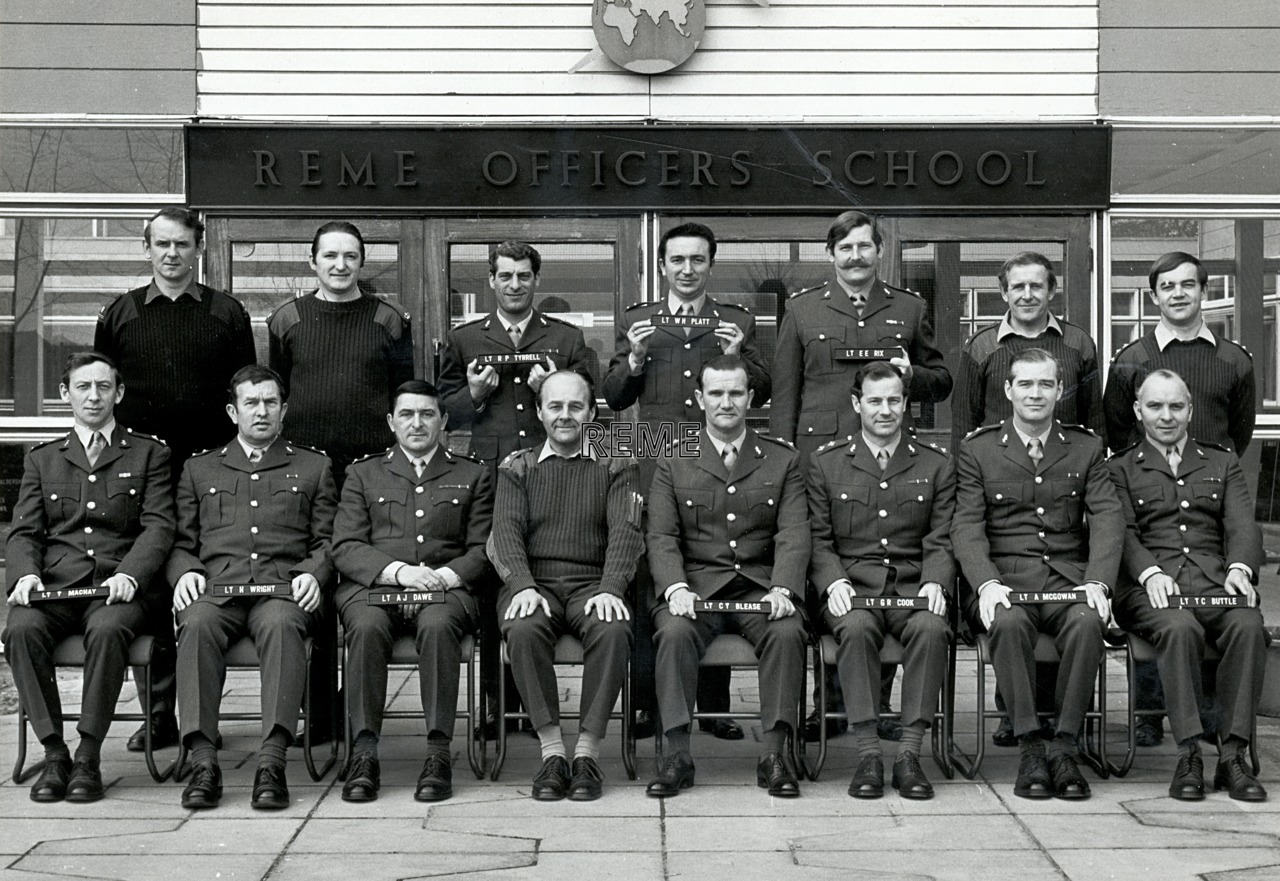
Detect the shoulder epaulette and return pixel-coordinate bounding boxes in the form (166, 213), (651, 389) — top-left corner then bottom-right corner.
(884, 281), (924, 299)
(284, 441), (328, 457)
(714, 300), (748, 312)
(757, 434), (797, 451)
(1060, 423), (1098, 437)
(190, 446), (219, 459)
(815, 437), (845, 454)
(371, 296), (412, 324)
(124, 428), (168, 446)
(1108, 336), (1144, 363)
(963, 424), (1002, 442)
(1107, 440), (1141, 460)
(624, 300), (658, 311)
(915, 439), (949, 457)
(789, 282), (827, 299)
(1225, 338), (1253, 359)
(1193, 439), (1232, 453)
(538, 312), (577, 328)
(445, 448), (484, 465)
(497, 447), (537, 473)
(30, 436), (62, 452)
(351, 450), (385, 466)
(454, 314), (488, 328)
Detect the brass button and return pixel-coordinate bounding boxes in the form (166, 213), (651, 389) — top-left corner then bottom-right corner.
(416, 509), (425, 517)
(250, 552), (259, 560)
(728, 486), (736, 494)
(1035, 476), (1043, 485)
(878, 509), (887, 518)
(87, 501), (96, 510)
(727, 513), (736, 522)
(879, 481), (888, 490)
(251, 500), (259, 507)
(251, 526), (259, 534)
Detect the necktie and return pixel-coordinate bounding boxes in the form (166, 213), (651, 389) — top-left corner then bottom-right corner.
(508, 324), (522, 348)
(86, 431), (105, 467)
(681, 304), (693, 337)
(1027, 438), (1044, 467)
(876, 448), (888, 472)
(414, 458), (425, 478)
(851, 294), (866, 315)
(248, 447), (262, 464)
(722, 443), (737, 472)
(1167, 445), (1181, 476)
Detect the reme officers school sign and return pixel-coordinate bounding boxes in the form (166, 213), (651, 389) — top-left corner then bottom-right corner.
(185, 125), (1111, 212)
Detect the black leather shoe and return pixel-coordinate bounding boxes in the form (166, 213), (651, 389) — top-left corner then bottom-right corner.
(877, 717), (904, 742)
(568, 756), (605, 801)
(756, 752), (800, 798)
(1135, 717), (1165, 747)
(1169, 751), (1205, 801)
(891, 751), (934, 800)
(127, 714), (180, 753)
(1014, 752), (1053, 799)
(848, 754), (885, 799)
(647, 752), (695, 797)
(699, 718), (745, 740)
(65, 758), (105, 803)
(415, 753), (453, 802)
(1214, 753), (1267, 802)
(342, 752), (381, 802)
(1049, 753), (1091, 800)
(251, 763), (290, 810)
(181, 761), (222, 810)
(531, 755), (571, 801)
(801, 709), (848, 744)
(29, 756), (72, 803)
(992, 715), (1017, 747)
(633, 710), (657, 741)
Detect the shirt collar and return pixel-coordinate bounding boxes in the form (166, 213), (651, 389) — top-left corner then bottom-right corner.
(501, 312), (533, 336)
(144, 278), (201, 304)
(1146, 434), (1188, 459)
(399, 444), (439, 468)
(667, 293), (707, 315)
(860, 431), (900, 460)
(73, 421), (115, 449)
(537, 438), (594, 462)
(236, 435), (277, 460)
(706, 429), (748, 457)
(1012, 422), (1052, 449)
(996, 312), (1062, 341)
(1154, 320), (1216, 350)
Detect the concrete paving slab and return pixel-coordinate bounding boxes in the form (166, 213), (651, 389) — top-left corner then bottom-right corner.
(426, 815), (662, 851)
(268, 852), (538, 881)
(7, 854), (277, 881)
(30, 819), (304, 854)
(1020, 812), (1280, 850)
(287, 818), (534, 854)
(0, 819), (178, 856)
(1052, 849), (1280, 881)
(796, 848), (1066, 881)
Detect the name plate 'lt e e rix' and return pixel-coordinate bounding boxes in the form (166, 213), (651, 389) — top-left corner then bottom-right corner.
(211, 583), (292, 597)
(652, 314), (717, 329)
(1175, 594), (1251, 608)
(1010, 591), (1087, 604)
(475, 351), (558, 366)
(693, 600), (768, 613)
(833, 346), (907, 363)
(29, 586), (111, 602)
(368, 590), (446, 606)
(849, 596), (929, 609)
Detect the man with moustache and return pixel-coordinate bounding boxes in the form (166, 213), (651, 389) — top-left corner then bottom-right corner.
(332, 380), (494, 803)
(1108, 369), (1266, 801)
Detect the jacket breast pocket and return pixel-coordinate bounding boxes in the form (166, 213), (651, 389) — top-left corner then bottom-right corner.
(431, 487), (472, 537)
(1192, 480), (1224, 513)
(200, 477), (239, 526)
(369, 486), (409, 539)
(1129, 482), (1166, 519)
(896, 482), (934, 529)
(1050, 478), (1084, 530)
(985, 481), (1024, 524)
(802, 325), (846, 375)
(829, 482), (870, 534)
(643, 347), (674, 403)
(744, 487), (780, 529)
(271, 477), (311, 523)
(43, 482), (81, 521)
(106, 478), (145, 522)
(680, 488), (716, 534)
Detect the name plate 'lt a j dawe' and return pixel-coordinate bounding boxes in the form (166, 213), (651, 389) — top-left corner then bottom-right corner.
(368, 590), (446, 606)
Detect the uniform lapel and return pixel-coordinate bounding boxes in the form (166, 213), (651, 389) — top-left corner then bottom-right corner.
(881, 438), (917, 481)
(694, 429), (730, 483)
(1037, 423), (1070, 475)
(92, 432), (125, 473)
(998, 421), (1037, 475)
(858, 280), (891, 321)
(387, 446), (421, 484)
(684, 297), (719, 344)
(731, 428), (765, 482)
(59, 432), (91, 473)
(1177, 441), (1209, 479)
(518, 310), (550, 351)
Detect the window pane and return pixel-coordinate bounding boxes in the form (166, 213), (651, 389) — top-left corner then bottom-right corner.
(0, 127), (183, 195)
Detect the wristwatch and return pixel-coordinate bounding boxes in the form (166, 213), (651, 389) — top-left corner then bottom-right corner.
(769, 586), (794, 600)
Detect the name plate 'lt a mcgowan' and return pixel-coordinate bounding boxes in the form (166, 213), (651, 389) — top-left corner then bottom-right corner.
(1175, 594), (1252, 608)
(475, 351), (558, 367)
(368, 590), (446, 606)
(1010, 591), (1087, 604)
(211, 582), (292, 598)
(29, 586), (111, 602)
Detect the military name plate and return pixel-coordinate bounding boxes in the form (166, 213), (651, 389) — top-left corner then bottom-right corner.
(693, 600), (767, 613)
(29, 586), (111, 602)
(475, 351), (558, 366)
(652, 314), (716, 328)
(1010, 591), (1086, 604)
(212, 582), (292, 597)
(849, 596), (928, 609)
(368, 590), (446, 606)
(1174, 594), (1251, 608)
(833, 346), (906, 362)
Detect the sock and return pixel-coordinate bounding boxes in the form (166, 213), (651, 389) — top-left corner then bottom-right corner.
(186, 733), (218, 767)
(41, 734), (70, 762)
(665, 725), (691, 755)
(73, 734), (101, 763)
(852, 721), (880, 757)
(1019, 733), (1046, 757)
(899, 723), (925, 757)
(1047, 733), (1078, 759)
(426, 731), (451, 758)
(761, 724), (787, 753)
(574, 731), (602, 760)
(1220, 735), (1248, 760)
(353, 730), (379, 758)
(259, 726), (290, 767)
(536, 723), (566, 760)
(1177, 737), (1202, 757)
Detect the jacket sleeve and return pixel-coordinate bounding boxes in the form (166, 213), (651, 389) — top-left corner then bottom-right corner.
(289, 457), (338, 586)
(437, 331), (480, 428)
(451, 464), (496, 590)
(951, 344), (985, 451)
(1229, 365), (1256, 455)
(1102, 365), (1138, 453)
(1081, 441), (1124, 591)
(768, 308), (802, 443)
(646, 456), (688, 598)
(601, 312), (644, 412)
(951, 440), (1002, 590)
(921, 455), (957, 591)
(768, 451), (811, 595)
(907, 305), (952, 405)
(1106, 457), (1162, 589)
(1222, 454), (1263, 578)
(267, 309), (293, 399)
(330, 466), (390, 588)
(738, 312), (772, 406)
(4, 451), (47, 592)
(805, 453), (847, 595)
(115, 443), (175, 592)
(599, 459), (644, 597)
(487, 460), (537, 607)
(166, 459), (207, 584)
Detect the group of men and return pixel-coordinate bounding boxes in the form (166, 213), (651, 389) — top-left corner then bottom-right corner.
(3, 208), (1268, 812)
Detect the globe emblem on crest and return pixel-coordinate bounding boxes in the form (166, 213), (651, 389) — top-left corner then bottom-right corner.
(593, 0), (707, 74)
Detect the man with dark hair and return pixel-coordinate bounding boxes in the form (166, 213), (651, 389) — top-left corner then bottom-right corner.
(94, 206), (256, 751)
(1109, 369), (1267, 802)
(602, 221), (770, 741)
(488, 370), (643, 802)
(953, 348), (1122, 801)
(4, 352), (174, 803)
(647, 355), (810, 799)
(808, 362), (954, 799)
(332, 380), (494, 803)
(169, 365), (337, 811)
(268, 220), (415, 489)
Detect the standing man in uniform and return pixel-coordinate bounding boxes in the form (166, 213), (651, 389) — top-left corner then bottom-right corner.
(1109, 369), (1267, 801)
(808, 362), (954, 799)
(953, 348), (1122, 800)
(953, 251), (1102, 745)
(602, 221), (770, 741)
(1102, 251), (1256, 746)
(646, 355), (810, 799)
(4, 353), (174, 803)
(488, 370), (643, 801)
(772, 210), (951, 741)
(332, 380), (494, 803)
(169, 365), (337, 811)
(95, 207), (256, 752)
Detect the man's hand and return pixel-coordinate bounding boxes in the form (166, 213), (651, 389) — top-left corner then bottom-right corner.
(919, 582), (947, 617)
(466, 359), (499, 404)
(102, 573), (137, 605)
(1143, 571), (1178, 610)
(7, 574), (43, 607)
(978, 581), (1012, 630)
(667, 586), (697, 620)
(765, 589), (797, 620)
(1224, 568), (1258, 607)
(585, 592), (631, 623)
(626, 320), (656, 368)
(398, 564), (446, 591)
(527, 357), (555, 393)
(826, 580), (855, 617)
(1078, 582), (1111, 621)
(173, 572), (206, 611)
(505, 587), (549, 620)
(292, 573), (321, 613)
(714, 320), (745, 355)
(889, 349), (914, 384)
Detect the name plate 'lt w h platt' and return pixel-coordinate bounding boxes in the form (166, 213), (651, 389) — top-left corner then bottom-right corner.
(652, 314), (717, 329)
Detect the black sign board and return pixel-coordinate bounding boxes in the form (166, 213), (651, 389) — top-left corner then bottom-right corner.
(694, 600), (768, 613)
(475, 351), (557, 366)
(212, 582), (292, 598)
(1174, 594), (1251, 608)
(834, 347), (906, 363)
(850, 596), (929, 609)
(1010, 591), (1087, 604)
(30, 586), (111, 602)
(369, 590), (446, 606)
(186, 125), (1111, 212)
(652, 315), (717, 328)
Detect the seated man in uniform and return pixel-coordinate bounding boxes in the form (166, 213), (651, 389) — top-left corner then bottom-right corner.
(488, 370), (642, 801)
(953, 348), (1122, 800)
(647, 354), (810, 799)
(808, 361), (954, 800)
(169, 365), (337, 810)
(1109, 369), (1267, 801)
(333, 380), (494, 803)
(4, 352), (173, 803)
